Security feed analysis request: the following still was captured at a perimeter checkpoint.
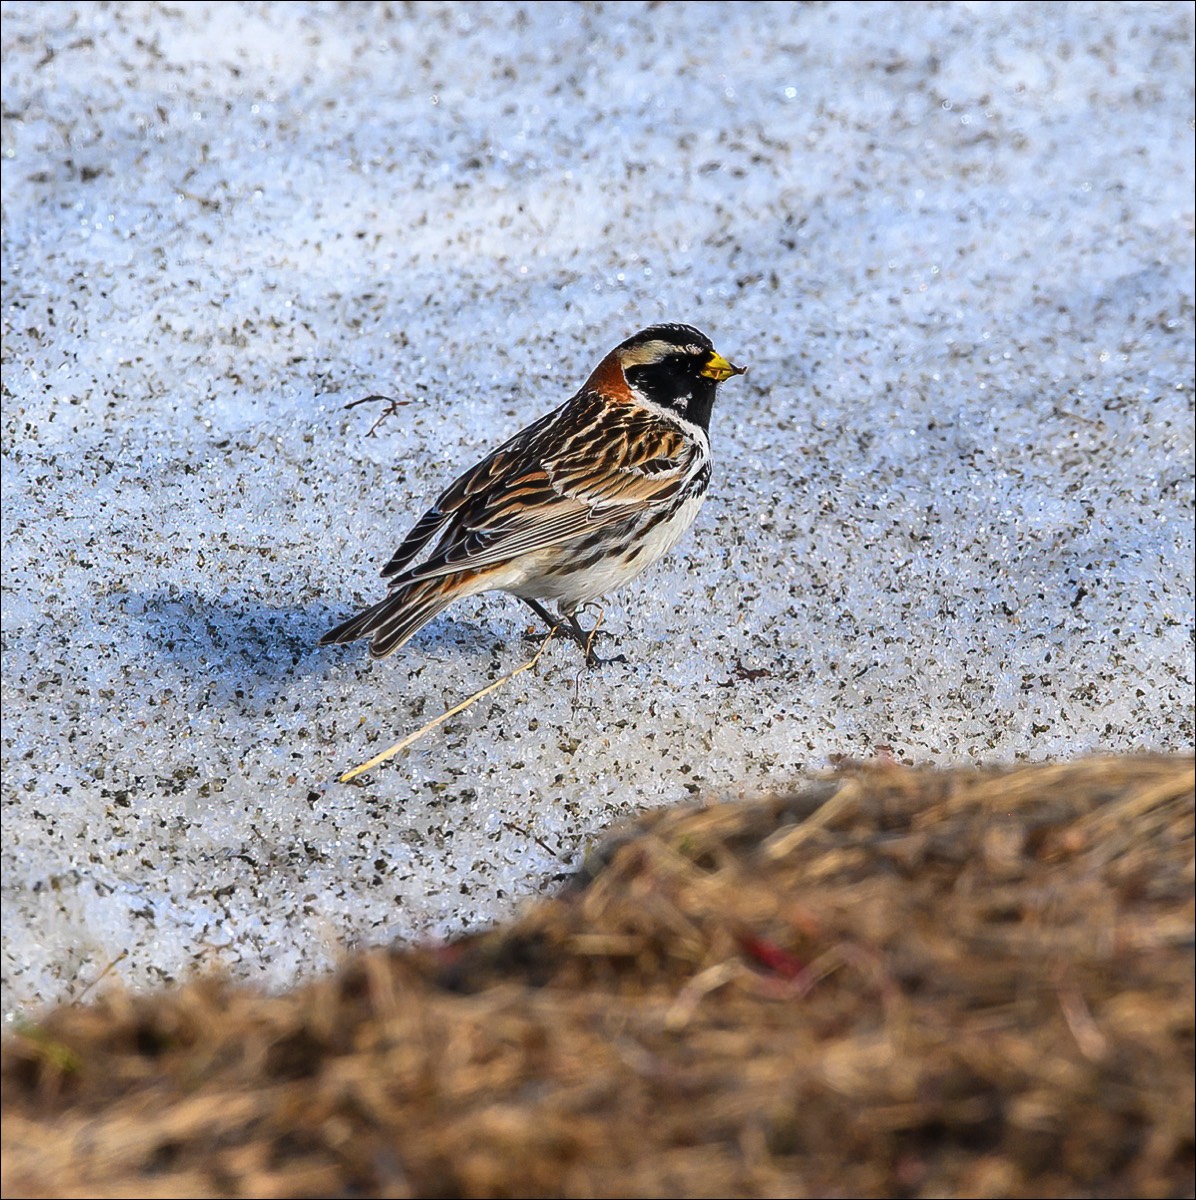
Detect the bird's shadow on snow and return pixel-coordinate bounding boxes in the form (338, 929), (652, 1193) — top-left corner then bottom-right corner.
(121, 587), (500, 691)
(123, 588), (336, 681)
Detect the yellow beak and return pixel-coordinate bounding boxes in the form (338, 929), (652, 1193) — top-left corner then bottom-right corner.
(699, 350), (746, 382)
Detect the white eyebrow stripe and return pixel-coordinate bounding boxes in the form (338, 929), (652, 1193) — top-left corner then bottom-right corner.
(619, 338), (709, 368)
(619, 339), (675, 367)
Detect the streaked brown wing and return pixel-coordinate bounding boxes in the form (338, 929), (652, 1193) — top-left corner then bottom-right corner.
(381, 402), (566, 579)
(399, 394), (701, 582)
(380, 505), (452, 578)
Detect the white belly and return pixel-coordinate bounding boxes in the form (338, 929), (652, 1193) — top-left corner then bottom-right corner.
(506, 492), (707, 609)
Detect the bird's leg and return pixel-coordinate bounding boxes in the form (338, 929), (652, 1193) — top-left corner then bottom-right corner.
(519, 598), (625, 667)
(565, 603), (627, 668)
(520, 597), (566, 640)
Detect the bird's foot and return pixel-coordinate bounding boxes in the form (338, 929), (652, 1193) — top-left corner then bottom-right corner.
(519, 599), (627, 667)
(565, 606), (627, 668)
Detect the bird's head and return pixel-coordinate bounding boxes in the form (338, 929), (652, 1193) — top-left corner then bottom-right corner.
(585, 323), (745, 430)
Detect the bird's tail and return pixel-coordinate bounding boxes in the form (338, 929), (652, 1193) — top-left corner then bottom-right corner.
(320, 576), (457, 659)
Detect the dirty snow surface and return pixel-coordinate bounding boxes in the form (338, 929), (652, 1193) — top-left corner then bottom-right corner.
(2, 1), (1193, 1015)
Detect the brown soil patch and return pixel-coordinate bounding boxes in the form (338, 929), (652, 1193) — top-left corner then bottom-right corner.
(3, 755), (1193, 1198)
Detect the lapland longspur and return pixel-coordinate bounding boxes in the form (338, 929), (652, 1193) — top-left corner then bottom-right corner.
(321, 323), (745, 664)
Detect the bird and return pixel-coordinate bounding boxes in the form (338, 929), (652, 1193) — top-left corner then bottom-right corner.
(320, 323), (745, 665)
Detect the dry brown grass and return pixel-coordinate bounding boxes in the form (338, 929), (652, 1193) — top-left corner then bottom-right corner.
(3, 755), (1193, 1198)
